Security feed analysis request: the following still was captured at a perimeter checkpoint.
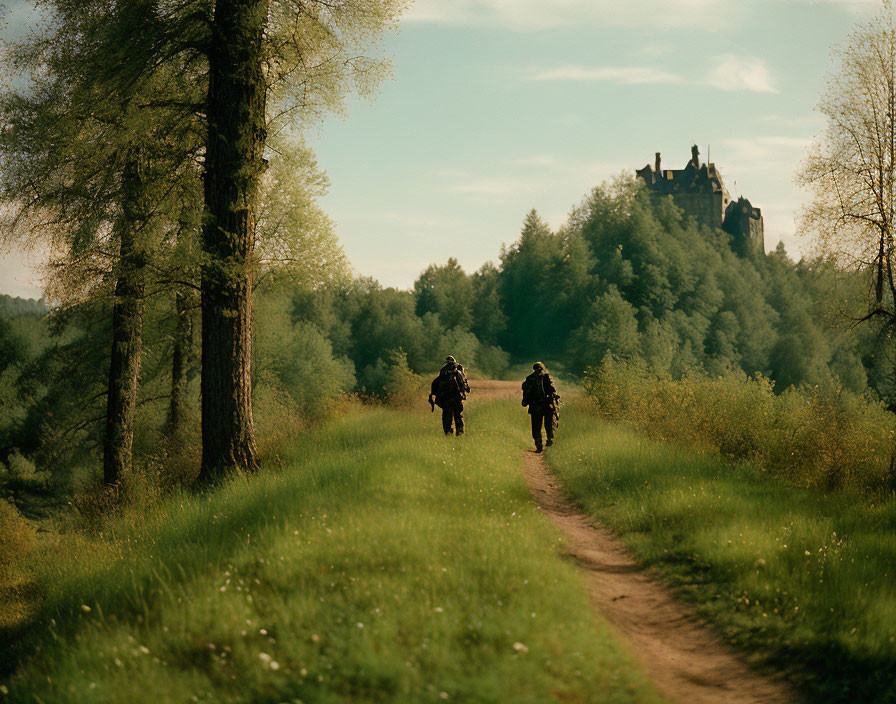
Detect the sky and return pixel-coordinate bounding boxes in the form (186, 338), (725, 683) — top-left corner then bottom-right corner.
(0, 0), (882, 298)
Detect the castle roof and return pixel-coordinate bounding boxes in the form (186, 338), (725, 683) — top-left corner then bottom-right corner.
(636, 147), (729, 198)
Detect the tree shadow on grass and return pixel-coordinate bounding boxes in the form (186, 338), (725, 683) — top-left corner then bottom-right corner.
(0, 420), (383, 681)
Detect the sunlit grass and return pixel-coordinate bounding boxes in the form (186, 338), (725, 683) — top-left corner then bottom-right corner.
(2, 401), (662, 703)
(547, 402), (896, 703)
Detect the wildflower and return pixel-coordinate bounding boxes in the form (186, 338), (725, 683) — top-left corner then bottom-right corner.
(512, 642), (528, 653)
(440, 692), (449, 699)
(434, 607), (443, 613)
(80, 605), (91, 613)
(139, 646), (150, 655)
(356, 622), (364, 629)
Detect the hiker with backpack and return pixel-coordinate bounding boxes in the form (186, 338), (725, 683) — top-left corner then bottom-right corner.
(521, 362), (559, 452)
(428, 355), (470, 436)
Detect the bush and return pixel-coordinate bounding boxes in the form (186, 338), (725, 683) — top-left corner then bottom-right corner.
(474, 343), (510, 379)
(0, 498), (38, 628)
(0, 451), (50, 495)
(584, 356), (896, 493)
(0, 498), (36, 581)
(382, 348), (425, 406)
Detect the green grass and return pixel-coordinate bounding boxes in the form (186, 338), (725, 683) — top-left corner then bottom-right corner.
(1, 400), (662, 704)
(547, 401), (896, 704)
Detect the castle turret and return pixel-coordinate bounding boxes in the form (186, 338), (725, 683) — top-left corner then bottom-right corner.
(723, 197), (765, 257)
(636, 145), (763, 258)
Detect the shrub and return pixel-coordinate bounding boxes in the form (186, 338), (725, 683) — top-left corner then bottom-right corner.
(584, 356), (896, 493)
(383, 348), (425, 407)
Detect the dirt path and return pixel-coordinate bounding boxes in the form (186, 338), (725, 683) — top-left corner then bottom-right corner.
(468, 378), (793, 700)
(523, 450), (795, 704)
(468, 378), (521, 401)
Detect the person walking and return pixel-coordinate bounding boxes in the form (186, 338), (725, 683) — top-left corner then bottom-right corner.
(428, 355), (470, 435)
(521, 362), (558, 452)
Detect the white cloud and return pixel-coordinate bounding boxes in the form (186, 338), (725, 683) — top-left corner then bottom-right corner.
(528, 65), (685, 85)
(525, 55), (780, 94)
(759, 113), (825, 130)
(723, 136), (812, 165)
(706, 54), (779, 94)
(404, 0), (742, 31)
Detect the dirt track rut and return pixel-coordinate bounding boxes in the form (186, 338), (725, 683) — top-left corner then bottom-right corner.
(470, 379), (795, 703)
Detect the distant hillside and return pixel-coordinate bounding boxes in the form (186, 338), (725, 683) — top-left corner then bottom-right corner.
(0, 294), (46, 317)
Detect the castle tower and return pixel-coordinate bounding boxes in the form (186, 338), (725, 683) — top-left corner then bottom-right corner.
(723, 197), (765, 257)
(636, 145), (763, 257)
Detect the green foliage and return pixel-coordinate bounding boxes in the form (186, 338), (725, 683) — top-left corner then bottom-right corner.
(548, 403), (896, 702)
(381, 348), (424, 405)
(254, 284), (355, 421)
(414, 257), (474, 329)
(477, 176), (877, 401)
(1, 404), (661, 704)
(585, 356), (896, 493)
(0, 296), (46, 319)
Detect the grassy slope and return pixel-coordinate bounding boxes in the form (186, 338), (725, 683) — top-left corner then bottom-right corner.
(2, 400), (662, 704)
(547, 402), (896, 704)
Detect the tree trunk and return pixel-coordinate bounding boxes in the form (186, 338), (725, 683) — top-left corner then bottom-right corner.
(164, 289), (193, 443)
(103, 159), (147, 486)
(198, 0), (267, 481)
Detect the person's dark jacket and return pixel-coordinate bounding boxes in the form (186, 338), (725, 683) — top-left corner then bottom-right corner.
(521, 370), (556, 415)
(430, 363), (469, 407)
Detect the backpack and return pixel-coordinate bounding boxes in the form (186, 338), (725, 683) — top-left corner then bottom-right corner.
(436, 367), (462, 402)
(523, 373), (547, 405)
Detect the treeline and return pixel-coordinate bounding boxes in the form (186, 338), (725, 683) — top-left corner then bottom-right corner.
(0, 0), (408, 494)
(362, 177), (877, 398)
(1, 171), (883, 500)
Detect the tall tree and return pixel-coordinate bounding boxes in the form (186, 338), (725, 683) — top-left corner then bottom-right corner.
(0, 1), (206, 485)
(799, 0), (896, 387)
(197, 0), (409, 481)
(198, 0), (268, 478)
(499, 209), (562, 356)
(414, 257), (474, 330)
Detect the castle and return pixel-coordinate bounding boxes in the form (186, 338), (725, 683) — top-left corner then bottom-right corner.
(636, 145), (764, 257)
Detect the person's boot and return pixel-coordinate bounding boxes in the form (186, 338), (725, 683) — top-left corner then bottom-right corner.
(534, 445), (543, 453)
(545, 439), (553, 447)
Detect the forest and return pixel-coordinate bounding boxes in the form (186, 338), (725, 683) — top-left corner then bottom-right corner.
(3, 0), (896, 701)
(0, 172), (887, 501)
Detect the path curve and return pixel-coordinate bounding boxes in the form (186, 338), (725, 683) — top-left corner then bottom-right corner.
(523, 450), (795, 704)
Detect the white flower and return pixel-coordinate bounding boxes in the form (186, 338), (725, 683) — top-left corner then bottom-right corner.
(512, 642), (528, 653)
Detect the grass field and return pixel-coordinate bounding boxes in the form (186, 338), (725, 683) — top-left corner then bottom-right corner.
(547, 401), (896, 703)
(1, 400), (662, 704)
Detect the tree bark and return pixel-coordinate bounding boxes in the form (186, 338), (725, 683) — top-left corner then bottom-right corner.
(164, 289), (193, 443)
(103, 158), (147, 486)
(198, 0), (267, 481)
